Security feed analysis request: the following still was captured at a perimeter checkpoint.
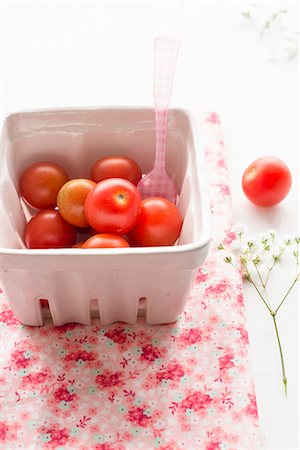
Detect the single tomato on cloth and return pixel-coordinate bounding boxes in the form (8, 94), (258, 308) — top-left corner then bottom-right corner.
(85, 178), (141, 234)
(24, 210), (77, 249)
(57, 178), (96, 227)
(131, 197), (183, 246)
(242, 156), (292, 206)
(81, 233), (129, 248)
(90, 155), (142, 185)
(19, 162), (69, 209)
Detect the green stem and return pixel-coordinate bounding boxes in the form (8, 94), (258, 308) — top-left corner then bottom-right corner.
(275, 273), (300, 313)
(264, 260), (276, 286)
(254, 264), (265, 288)
(228, 261), (240, 271)
(271, 313), (287, 396)
(242, 262), (272, 313)
(254, 264), (272, 308)
(295, 242), (299, 276)
(264, 289), (272, 309)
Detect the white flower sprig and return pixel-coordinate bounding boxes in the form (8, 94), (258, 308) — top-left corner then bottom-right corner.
(241, 4), (299, 61)
(218, 225), (300, 395)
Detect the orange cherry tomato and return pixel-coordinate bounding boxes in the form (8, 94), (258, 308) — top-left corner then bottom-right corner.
(57, 179), (96, 227)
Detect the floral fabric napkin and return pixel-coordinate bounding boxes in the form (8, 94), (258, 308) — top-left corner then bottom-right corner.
(0, 113), (263, 450)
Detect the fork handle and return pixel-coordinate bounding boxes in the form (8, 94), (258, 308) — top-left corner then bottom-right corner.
(153, 36), (180, 169)
(154, 108), (169, 169)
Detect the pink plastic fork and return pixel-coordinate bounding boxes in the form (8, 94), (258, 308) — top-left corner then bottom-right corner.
(137, 36), (180, 204)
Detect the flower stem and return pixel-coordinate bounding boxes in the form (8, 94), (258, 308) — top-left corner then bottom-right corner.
(254, 264), (273, 308)
(254, 264), (266, 289)
(242, 263), (272, 313)
(275, 272), (300, 313)
(271, 313), (287, 396)
(264, 260), (276, 286)
(295, 242), (299, 276)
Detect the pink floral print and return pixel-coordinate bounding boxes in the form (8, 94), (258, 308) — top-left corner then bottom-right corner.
(139, 344), (163, 362)
(0, 421), (20, 443)
(180, 390), (212, 412)
(0, 114), (263, 449)
(95, 370), (124, 389)
(156, 360), (185, 382)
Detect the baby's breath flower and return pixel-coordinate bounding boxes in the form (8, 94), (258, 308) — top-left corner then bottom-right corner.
(217, 226), (300, 395)
(231, 223), (248, 236)
(251, 253), (261, 266)
(241, 246), (252, 263)
(268, 229), (276, 241)
(259, 232), (270, 243)
(271, 246), (285, 262)
(263, 242), (271, 251)
(271, 249), (280, 261)
(283, 235), (293, 246)
(293, 233), (300, 244)
(246, 236), (257, 248)
(216, 242), (224, 250)
(229, 241), (243, 256)
(224, 256), (232, 263)
(242, 244), (250, 253)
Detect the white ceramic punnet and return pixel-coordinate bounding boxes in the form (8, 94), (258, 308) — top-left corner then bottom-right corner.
(0, 107), (211, 326)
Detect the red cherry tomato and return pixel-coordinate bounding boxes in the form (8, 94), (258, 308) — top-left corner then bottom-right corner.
(81, 233), (129, 248)
(85, 178), (141, 234)
(242, 156), (292, 206)
(57, 179), (96, 227)
(20, 162), (69, 210)
(90, 156), (142, 186)
(130, 197), (183, 246)
(40, 299), (49, 308)
(24, 210), (77, 249)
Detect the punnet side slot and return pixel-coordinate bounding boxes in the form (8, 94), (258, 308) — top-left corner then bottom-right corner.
(90, 298), (101, 320)
(138, 297), (147, 317)
(39, 298), (51, 321)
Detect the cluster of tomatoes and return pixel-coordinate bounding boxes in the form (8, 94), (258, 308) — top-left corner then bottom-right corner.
(20, 156), (183, 249)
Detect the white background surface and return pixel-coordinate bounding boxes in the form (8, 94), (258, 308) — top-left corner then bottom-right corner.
(1, 1), (299, 449)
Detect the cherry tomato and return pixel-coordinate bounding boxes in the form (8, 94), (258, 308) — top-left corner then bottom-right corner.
(130, 197), (183, 246)
(85, 178), (141, 234)
(81, 233), (129, 248)
(57, 179), (96, 227)
(242, 156), (292, 206)
(90, 156), (142, 186)
(20, 162), (69, 210)
(24, 210), (77, 249)
(40, 299), (49, 308)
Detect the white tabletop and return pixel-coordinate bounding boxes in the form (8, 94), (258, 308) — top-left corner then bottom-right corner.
(1, 2), (299, 448)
